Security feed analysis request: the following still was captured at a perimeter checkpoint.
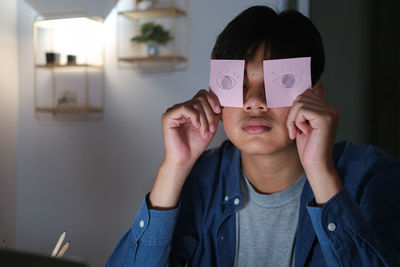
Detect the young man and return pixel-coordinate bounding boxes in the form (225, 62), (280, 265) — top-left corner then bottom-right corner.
(107, 6), (400, 267)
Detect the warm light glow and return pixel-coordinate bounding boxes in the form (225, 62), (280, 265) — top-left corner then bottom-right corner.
(35, 17), (104, 66)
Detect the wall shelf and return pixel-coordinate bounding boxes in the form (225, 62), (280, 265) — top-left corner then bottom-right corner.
(33, 16), (105, 121)
(119, 7), (187, 19)
(35, 64), (103, 69)
(118, 55), (187, 63)
(117, 0), (188, 71)
(36, 107), (103, 113)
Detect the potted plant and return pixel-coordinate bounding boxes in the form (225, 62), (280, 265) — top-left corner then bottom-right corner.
(131, 22), (173, 56)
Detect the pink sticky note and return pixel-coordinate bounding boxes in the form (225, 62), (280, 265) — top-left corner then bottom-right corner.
(209, 60), (244, 108)
(263, 57), (311, 108)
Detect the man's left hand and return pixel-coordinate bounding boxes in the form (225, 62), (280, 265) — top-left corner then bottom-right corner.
(286, 85), (343, 205)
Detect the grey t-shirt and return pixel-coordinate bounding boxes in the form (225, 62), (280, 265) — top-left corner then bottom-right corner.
(234, 172), (306, 267)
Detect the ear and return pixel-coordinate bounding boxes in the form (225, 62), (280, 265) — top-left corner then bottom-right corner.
(312, 83), (325, 100)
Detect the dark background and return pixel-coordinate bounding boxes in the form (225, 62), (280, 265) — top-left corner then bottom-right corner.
(311, 0), (400, 157)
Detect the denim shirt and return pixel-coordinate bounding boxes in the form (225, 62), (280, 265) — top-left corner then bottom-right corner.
(107, 140), (400, 266)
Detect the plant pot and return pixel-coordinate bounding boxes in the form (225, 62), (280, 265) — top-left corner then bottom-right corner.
(146, 40), (159, 56)
(137, 0), (154, 10)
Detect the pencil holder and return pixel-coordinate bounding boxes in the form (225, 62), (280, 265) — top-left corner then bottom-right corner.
(46, 52), (60, 65)
(67, 55), (77, 65)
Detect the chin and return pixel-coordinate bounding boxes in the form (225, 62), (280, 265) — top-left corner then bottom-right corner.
(230, 134), (295, 156)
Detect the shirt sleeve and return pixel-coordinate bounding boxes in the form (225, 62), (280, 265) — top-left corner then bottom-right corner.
(106, 193), (180, 267)
(307, 185), (400, 266)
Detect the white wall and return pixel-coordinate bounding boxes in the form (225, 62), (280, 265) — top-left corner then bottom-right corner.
(15, 0), (279, 266)
(0, 0), (18, 249)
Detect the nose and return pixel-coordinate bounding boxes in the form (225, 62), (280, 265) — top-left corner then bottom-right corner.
(243, 86), (268, 112)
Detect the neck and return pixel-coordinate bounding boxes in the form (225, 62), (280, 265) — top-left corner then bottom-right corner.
(241, 143), (304, 194)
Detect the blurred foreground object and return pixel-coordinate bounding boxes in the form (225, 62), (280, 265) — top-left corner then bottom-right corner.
(0, 248), (88, 267)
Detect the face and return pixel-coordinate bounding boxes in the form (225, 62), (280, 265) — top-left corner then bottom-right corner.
(222, 45), (294, 156)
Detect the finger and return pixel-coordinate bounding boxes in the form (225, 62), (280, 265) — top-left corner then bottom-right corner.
(290, 103), (311, 136)
(192, 102), (209, 139)
(207, 89), (222, 114)
(295, 120), (309, 135)
(296, 90), (322, 104)
(294, 93), (340, 121)
(294, 97), (330, 113)
(165, 104), (200, 129)
(296, 96), (340, 121)
(196, 88), (221, 114)
(196, 97), (219, 133)
(293, 106), (315, 135)
(287, 100), (302, 139)
(300, 89), (324, 102)
(287, 99), (325, 139)
(193, 91), (220, 132)
(288, 120), (298, 140)
(293, 102), (333, 135)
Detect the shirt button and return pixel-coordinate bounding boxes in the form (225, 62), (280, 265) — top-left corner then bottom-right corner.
(221, 235), (224, 240)
(327, 223), (336, 232)
(224, 196), (229, 202)
(139, 220), (145, 228)
(234, 198), (240, 205)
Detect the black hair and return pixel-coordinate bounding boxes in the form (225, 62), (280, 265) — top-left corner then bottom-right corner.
(211, 6), (325, 85)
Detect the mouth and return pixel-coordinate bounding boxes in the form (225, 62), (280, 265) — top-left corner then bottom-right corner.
(242, 118), (273, 134)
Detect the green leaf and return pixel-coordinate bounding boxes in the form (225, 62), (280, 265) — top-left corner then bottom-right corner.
(131, 22), (173, 45)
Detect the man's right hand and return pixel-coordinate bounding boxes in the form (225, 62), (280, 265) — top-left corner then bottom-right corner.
(162, 89), (222, 167)
(149, 89), (222, 209)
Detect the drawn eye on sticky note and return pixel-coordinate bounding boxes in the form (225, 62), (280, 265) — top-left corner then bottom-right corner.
(209, 60), (244, 108)
(274, 73), (303, 89)
(217, 74), (238, 90)
(263, 57), (311, 108)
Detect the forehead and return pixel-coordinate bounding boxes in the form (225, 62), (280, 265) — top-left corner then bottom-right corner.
(245, 44), (266, 77)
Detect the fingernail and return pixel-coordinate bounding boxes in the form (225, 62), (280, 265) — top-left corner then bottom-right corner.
(197, 122), (200, 128)
(204, 132), (209, 139)
(215, 106), (221, 113)
(210, 125), (215, 132)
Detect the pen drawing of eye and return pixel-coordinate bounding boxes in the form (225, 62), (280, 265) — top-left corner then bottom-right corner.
(216, 70), (240, 90)
(272, 69), (303, 89)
